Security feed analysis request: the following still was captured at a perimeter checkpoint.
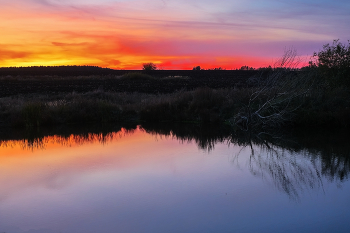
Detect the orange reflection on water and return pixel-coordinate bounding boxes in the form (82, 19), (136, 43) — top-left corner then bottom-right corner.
(0, 127), (187, 201)
(0, 129), (128, 154)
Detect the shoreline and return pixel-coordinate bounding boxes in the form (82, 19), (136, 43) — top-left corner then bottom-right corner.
(0, 70), (349, 130)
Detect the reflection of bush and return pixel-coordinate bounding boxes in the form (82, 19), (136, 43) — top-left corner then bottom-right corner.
(230, 129), (350, 199)
(233, 141), (323, 200)
(143, 124), (350, 199)
(0, 123), (349, 199)
(284, 129), (350, 183)
(141, 123), (232, 151)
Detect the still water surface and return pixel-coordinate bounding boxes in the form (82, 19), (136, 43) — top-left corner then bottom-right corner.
(0, 125), (349, 233)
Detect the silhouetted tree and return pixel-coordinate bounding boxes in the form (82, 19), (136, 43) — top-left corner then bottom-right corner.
(240, 66), (255, 70)
(142, 63), (157, 70)
(208, 67), (225, 70)
(232, 49), (310, 130)
(313, 39), (350, 88)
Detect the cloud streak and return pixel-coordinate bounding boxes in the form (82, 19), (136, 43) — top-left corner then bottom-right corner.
(0, 0), (349, 69)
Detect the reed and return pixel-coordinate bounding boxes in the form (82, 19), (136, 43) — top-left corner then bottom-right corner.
(0, 70), (349, 129)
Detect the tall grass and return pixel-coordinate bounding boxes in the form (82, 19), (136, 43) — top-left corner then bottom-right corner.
(0, 69), (349, 129)
(0, 88), (238, 128)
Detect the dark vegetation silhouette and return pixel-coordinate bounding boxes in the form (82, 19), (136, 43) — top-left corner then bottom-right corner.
(0, 40), (349, 129)
(0, 66), (114, 76)
(239, 65), (255, 70)
(142, 62), (158, 71)
(312, 40), (350, 88)
(231, 49), (311, 130)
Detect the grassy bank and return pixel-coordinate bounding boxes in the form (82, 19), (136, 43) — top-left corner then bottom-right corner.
(0, 87), (237, 128)
(1, 71), (349, 129)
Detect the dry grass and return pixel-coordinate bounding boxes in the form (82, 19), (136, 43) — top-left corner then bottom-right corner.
(0, 69), (349, 129)
(0, 87), (240, 128)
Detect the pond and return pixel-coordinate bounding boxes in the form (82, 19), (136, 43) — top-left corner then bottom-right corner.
(0, 124), (349, 233)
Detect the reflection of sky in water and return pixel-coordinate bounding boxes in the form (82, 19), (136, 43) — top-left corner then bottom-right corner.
(0, 128), (350, 233)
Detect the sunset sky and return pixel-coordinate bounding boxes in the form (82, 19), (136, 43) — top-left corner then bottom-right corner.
(0, 0), (349, 69)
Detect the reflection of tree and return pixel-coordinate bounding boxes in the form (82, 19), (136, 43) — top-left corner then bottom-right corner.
(141, 123), (232, 151)
(143, 124), (350, 199)
(234, 142), (323, 200)
(1, 123), (349, 199)
(321, 155), (350, 182)
(230, 129), (350, 200)
(289, 129), (350, 183)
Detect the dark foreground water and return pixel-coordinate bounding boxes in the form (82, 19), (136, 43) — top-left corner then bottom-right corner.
(0, 125), (349, 233)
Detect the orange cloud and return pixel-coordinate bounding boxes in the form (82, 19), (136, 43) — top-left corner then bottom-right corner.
(0, 49), (33, 60)
(0, 0), (328, 69)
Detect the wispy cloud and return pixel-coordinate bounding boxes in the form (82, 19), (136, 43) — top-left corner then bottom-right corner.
(0, 0), (349, 68)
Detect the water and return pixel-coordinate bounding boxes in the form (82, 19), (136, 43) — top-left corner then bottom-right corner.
(0, 125), (349, 233)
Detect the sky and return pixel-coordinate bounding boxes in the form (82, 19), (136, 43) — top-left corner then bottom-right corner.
(0, 0), (349, 69)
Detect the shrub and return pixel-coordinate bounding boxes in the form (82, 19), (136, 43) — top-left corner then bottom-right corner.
(313, 40), (350, 88)
(142, 63), (157, 71)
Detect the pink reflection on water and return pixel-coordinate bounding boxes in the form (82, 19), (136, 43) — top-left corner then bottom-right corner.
(2, 127), (349, 233)
(0, 127), (191, 200)
(0, 126), (246, 232)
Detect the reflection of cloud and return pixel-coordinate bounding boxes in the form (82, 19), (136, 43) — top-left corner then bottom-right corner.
(0, 129), (138, 201)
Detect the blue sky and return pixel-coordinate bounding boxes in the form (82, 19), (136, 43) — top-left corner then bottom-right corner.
(1, 0), (349, 68)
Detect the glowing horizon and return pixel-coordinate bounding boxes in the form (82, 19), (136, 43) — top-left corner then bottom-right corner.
(0, 0), (349, 69)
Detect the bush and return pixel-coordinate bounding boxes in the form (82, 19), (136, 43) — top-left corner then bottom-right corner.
(142, 63), (157, 71)
(313, 40), (350, 88)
